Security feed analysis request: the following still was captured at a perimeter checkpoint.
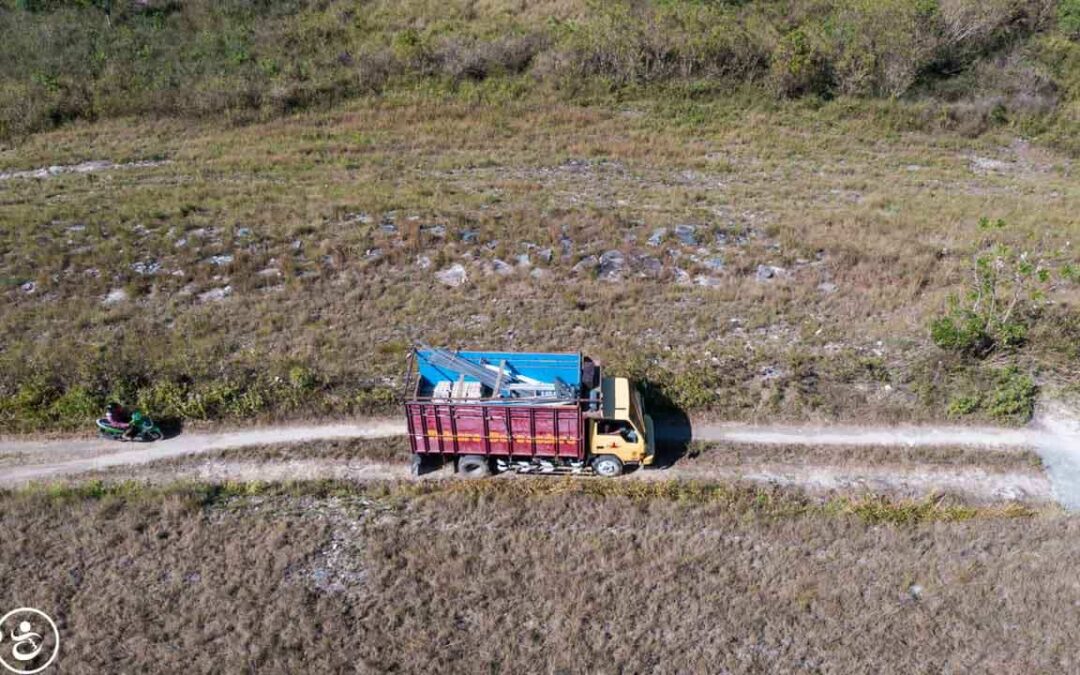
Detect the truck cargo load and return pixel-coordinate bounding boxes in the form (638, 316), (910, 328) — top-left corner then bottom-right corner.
(403, 347), (654, 477)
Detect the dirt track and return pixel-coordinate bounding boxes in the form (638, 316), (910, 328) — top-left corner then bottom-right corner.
(3, 410), (1078, 506)
(0, 420), (405, 485)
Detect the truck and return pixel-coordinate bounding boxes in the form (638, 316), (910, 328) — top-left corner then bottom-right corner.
(403, 347), (655, 477)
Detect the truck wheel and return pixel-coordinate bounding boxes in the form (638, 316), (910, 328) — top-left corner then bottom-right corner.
(457, 455), (491, 478)
(592, 455), (623, 478)
(410, 454), (424, 477)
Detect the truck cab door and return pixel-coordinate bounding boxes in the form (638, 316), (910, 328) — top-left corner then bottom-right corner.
(591, 420), (645, 463)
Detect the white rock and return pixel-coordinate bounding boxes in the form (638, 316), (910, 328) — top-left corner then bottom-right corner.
(756, 264), (786, 281)
(435, 264), (468, 287)
(102, 288), (128, 305)
(970, 156), (1010, 174)
(198, 286), (232, 303)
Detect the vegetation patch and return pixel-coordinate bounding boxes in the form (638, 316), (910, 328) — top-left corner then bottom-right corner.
(8, 476), (1041, 523)
(1, 0), (1080, 150)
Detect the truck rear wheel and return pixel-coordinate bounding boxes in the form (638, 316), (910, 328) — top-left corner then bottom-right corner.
(592, 454), (623, 478)
(457, 455), (491, 478)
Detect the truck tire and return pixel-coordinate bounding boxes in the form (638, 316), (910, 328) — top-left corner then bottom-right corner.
(592, 454), (623, 478)
(457, 455), (491, 478)
(410, 454), (423, 477)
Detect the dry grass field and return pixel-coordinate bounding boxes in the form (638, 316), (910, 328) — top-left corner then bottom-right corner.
(1, 478), (1074, 673)
(2, 1), (1080, 432)
(4, 3), (1080, 672)
(2, 93), (1078, 431)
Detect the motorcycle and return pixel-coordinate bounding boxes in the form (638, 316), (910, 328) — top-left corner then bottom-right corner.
(96, 412), (163, 442)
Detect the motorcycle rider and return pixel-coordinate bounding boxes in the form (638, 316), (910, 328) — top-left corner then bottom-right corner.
(105, 402), (139, 440)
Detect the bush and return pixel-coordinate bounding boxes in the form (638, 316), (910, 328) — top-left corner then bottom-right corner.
(929, 218), (1060, 358)
(986, 367), (1037, 423)
(0, 0), (1071, 140)
(353, 386), (396, 412)
(946, 393), (982, 418)
(771, 28), (834, 98)
(1061, 0), (1080, 38)
(136, 380), (190, 419)
(48, 386), (101, 425)
(930, 311), (995, 356)
(288, 366), (319, 391)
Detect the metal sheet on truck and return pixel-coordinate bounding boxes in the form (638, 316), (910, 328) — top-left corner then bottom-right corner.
(405, 349), (590, 460)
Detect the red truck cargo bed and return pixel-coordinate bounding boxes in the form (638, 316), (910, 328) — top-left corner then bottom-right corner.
(405, 401), (586, 460)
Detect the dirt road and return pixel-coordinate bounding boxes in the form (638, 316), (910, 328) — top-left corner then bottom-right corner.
(0, 420), (405, 485)
(1, 411), (1076, 506)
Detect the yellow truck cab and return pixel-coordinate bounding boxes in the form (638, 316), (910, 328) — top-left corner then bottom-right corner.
(588, 376), (655, 476)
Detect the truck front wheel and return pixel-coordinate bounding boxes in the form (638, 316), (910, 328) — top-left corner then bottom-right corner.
(457, 455), (491, 478)
(592, 455), (623, 478)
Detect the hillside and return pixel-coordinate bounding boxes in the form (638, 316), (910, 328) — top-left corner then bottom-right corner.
(1, 0), (1079, 432)
(2, 0), (1080, 148)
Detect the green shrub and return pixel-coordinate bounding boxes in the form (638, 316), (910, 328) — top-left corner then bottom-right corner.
(288, 365), (319, 391)
(1061, 0), (1080, 38)
(986, 367), (1037, 423)
(136, 380), (190, 419)
(929, 219), (1060, 358)
(353, 386), (396, 412)
(771, 28), (833, 98)
(946, 393), (982, 418)
(847, 496), (978, 525)
(930, 311), (994, 356)
(48, 386), (101, 425)
(8, 378), (57, 413)
(667, 367), (721, 411)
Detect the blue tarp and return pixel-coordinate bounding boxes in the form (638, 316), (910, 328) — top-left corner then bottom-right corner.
(415, 350), (582, 396)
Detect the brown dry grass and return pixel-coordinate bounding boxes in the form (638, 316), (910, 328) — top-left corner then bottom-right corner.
(0, 480), (1074, 673)
(191, 436), (413, 464)
(1, 94), (1078, 431)
(683, 441), (1045, 472)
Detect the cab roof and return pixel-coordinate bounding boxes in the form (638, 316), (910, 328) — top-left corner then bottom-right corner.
(601, 377), (631, 421)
